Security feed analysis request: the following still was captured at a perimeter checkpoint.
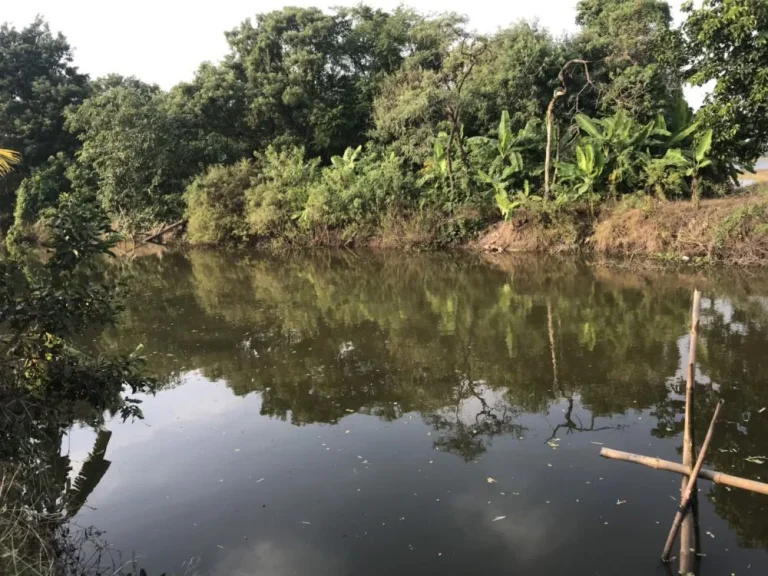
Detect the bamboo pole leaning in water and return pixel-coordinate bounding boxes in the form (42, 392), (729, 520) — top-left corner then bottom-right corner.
(598, 448), (768, 496)
(662, 400), (724, 563)
(680, 289), (702, 572)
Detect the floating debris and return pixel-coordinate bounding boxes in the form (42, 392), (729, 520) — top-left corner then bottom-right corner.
(706, 531), (715, 539)
(590, 442), (604, 446)
(745, 456), (767, 465)
(345, 430), (350, 434)
(302, 521), (312, 525)
(487, 477), (497, 484)
(617, 500), (627, 505)
(492, 516), (506, 522)
(256, 478), (265, 483)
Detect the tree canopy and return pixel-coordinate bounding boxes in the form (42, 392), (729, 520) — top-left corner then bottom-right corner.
(0, 3), (766, 245)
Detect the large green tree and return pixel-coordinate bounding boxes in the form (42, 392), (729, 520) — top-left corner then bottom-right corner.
(224, 6), (415, 159)
(66, 76), (196, 230)
(573, 0), (685, 124)
(683, 0), (768, 165)
(0, 17), (89, 227)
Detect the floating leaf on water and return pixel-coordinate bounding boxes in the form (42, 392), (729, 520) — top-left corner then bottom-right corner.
(487, 477), (497, 484)
(345, 430), (350, 434)
(616, 500), (626, 505)
(217, 544), (224, 549)
(759, 407), (766, 414)
(302, 521), (312, 525)
(745, 456), (767, 464)
(590, 442), (604, 446)
(706, 531), (715, 538)
(492, 516), (506, 522)
(256, 478), (265, 483)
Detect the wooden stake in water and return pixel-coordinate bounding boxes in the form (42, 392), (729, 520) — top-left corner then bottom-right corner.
(662, 400), (724, 563)
(679, 289), (701, 573)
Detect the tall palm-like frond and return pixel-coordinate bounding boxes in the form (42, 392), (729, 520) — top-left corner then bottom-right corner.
(0, 148), (21, 175)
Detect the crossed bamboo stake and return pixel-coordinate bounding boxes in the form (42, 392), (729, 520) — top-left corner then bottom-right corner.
(599, 290), (768, 574)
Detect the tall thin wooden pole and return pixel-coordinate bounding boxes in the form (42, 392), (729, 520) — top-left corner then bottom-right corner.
(662, 400), (724, 562)
(680, 289), (702, 573)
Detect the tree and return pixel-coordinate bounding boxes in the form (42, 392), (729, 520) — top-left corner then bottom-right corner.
(66, 76), (195, 230)
(371, 13), (478, 168)
(573, 0), (685, 123)
(462, 22), (565, 137)
(224, 7), (414, 160)
(683, 0), (768, 165)
(0, 18), (89, 227)
(166, 60), (256, 167)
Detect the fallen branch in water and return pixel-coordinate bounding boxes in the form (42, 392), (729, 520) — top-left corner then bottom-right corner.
(143, 220), (185, 244)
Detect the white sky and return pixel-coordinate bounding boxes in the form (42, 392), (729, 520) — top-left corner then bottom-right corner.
(5, 0), (705, 105)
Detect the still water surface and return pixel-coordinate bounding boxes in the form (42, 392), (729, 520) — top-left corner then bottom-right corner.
(67, 251), (768, 575)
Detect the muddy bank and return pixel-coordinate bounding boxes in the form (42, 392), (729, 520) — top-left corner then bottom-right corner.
(473, 186), (768, 266)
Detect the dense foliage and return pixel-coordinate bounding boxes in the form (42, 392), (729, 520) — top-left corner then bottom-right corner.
(1, 1), (766, 247)
(0, 190), (156, 574)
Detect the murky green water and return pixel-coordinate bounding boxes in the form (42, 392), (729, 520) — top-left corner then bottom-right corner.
(66, 251), (768, 575)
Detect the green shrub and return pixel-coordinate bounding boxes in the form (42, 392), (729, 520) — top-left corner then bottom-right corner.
(185, 160), (255, 245)
(246, 146), (320, 239)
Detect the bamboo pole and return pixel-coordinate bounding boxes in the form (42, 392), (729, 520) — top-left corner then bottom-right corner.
(598, 448), (768, 496)
(680, 289), (701, 572)
(662, 400), (724, 562)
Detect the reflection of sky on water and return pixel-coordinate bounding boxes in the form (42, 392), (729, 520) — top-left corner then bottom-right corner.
(64, 372), (766, 576)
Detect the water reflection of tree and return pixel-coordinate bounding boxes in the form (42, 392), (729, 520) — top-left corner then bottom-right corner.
(426, 376), (525, 461)
(545, 396), (625, 442)
(94, 250), (768, 549)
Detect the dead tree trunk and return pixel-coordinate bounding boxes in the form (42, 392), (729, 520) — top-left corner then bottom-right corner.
(544, 59), (592, 200)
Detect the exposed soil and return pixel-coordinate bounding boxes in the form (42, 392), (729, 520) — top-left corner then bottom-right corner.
(473, 186), (768, 266)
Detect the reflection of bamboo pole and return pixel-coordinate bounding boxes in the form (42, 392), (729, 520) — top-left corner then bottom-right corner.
(680, 289), (701, 573)
(662, 400), (724, 562)
(599, 448), (768, 495)
(547, 300), (558, 392)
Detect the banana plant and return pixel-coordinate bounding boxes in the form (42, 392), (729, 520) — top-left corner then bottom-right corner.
(0, 148), (21, 175)
(574, 110), (666, 194)
(661, 129), (713, 207)
(557, 143), (605, 213)
(468, 111), (537, 180)
(478, 169), (540, 221)
(330, 145), (362, 171)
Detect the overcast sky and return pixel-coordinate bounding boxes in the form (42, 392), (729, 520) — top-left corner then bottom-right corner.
(5, 0), (704, 104)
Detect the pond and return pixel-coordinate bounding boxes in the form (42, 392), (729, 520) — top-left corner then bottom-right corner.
(65, 251), (768, 576)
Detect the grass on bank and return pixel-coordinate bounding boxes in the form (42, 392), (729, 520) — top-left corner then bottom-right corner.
(474, 184), (768, 266)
